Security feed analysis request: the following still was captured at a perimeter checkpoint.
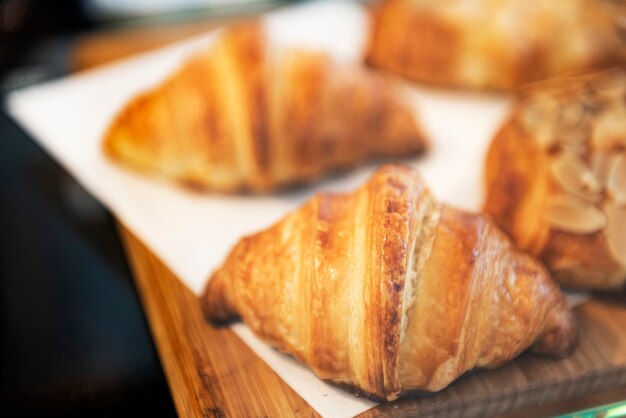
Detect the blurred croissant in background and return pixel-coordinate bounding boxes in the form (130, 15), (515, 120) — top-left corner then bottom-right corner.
(367, 0), (626, 90)
(103, 22), (427, 192)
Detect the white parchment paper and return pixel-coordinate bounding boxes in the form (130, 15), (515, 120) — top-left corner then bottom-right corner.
(6, 1), (515, 416)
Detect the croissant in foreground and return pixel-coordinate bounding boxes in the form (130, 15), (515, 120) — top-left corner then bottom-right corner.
(202, 165), (577, 401)
(103, 22), (427, 192)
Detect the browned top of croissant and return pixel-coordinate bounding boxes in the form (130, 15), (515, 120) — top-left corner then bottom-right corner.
(103, 22), (427, 192)
(203, 164), (577, 400)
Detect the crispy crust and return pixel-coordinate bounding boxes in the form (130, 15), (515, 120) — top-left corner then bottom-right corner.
(366, 0), (626, 90)
(203, 165), (577, 400)
(103, 21), (427, 193)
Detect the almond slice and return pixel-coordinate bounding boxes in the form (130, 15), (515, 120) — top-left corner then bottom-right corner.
(543, 194), (607, 234)
(592, 108), (626, 150)
(590, 152), (620, 190)
(551, 153), (602, 201)
(521, 95), (560, 136)
(535, 127), (556, 149)
(578, 88), (601, 110)
(607, 153), (626, 205)
(605, 203), (626, 266)
(595, 83), (626, 106)
(560, 101), (586, 128)
(559, 130), (588, 156)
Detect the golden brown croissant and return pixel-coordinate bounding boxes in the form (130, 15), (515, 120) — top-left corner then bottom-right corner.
(202, 164), (577, 401)
(366, 0), (626, 90)
(103, 22), (427, 192)
(485, 69), (626, 289)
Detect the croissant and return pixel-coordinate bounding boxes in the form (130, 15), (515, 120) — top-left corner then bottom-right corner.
(103, 22), (427, 192)
(202, 164), (577, 401)
(366, 0), (626, 90)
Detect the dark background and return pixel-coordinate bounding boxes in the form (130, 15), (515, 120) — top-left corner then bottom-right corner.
(0, 1), (297, 415)
(0, 0), (193, 416)
(0, 112), (177, 417)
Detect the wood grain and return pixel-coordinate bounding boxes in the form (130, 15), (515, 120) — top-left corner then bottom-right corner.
(70, 6), (283, 73)
(364, 295), (626, 417)
(118, 225), (318, 418)
(71, 20), (225, 72)
(118, 224), (626, 418)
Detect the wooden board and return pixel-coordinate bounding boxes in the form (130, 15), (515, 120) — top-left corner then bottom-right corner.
(118, 225), (626, 418)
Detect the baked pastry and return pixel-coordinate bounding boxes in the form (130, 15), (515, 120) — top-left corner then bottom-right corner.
(485, 69), (626, 289)
(103, 22), (427, 193)
(202, 164), (577, 401)
(366, 0), (626, 90)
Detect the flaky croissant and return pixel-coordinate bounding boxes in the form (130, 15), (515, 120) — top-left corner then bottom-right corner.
(202, 164), (577, 401)
(103, 22), (426, 193)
